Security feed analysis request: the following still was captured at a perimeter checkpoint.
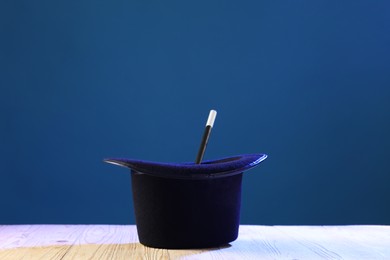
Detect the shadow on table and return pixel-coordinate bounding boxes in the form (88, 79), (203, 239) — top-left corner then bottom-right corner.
(0, 242), (231, 259)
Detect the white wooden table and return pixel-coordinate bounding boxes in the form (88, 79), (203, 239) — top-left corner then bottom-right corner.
(0, 225), (389, 259)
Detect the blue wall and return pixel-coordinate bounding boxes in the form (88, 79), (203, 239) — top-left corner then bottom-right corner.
(1, 1), (390, 224)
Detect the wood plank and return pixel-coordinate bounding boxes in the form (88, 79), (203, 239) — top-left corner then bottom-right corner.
(0, 225), (85, 259)
(207, 226), (320, 260)
(0, 225), (389, 259)
(274, 225), (390, 259)
(322, 225), (390, 258)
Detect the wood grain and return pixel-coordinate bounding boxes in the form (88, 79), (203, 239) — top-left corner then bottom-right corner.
(0, 225), (389, 259)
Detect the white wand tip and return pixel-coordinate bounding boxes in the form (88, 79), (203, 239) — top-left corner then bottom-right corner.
(206, 110), (217, 127)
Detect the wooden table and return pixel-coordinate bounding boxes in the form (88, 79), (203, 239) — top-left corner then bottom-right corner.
(1, 225), (389, 259)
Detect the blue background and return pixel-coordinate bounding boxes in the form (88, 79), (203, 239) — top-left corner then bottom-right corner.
(1, 1), (389, 225)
